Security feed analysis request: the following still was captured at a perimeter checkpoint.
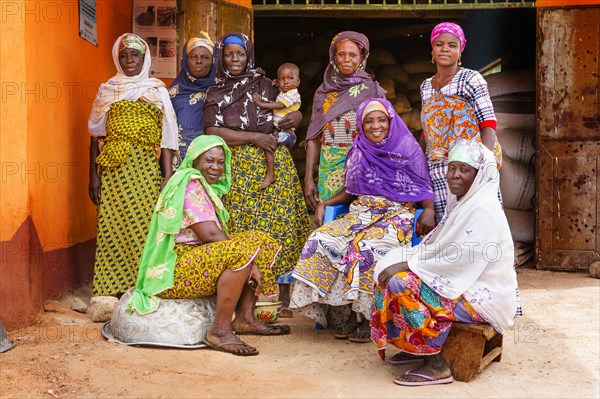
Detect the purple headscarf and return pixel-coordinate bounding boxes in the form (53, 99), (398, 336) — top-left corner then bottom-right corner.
(344, 98), (434, 203)
(306, 31), (386, 140)
(430, 22), (467, 53)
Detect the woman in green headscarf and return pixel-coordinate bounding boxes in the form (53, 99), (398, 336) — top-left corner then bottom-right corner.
(128, 135), (286, 356)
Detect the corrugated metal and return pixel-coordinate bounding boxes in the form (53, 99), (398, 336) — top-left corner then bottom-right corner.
(536, 6), (600, 270)
(253, 0), (536, 15)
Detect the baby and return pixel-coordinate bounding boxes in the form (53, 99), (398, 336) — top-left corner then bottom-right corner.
(252, 63), (301, 189)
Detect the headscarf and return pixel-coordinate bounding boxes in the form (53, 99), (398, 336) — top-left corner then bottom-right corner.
(127, 135), (232, 315)
(306, 31), (386, 140)
(374, 141), (517, 333)
(186, 33), (214, 56)
(203, 32), (276, 134)
(88, 33), (178, 150)
(344, 98), (434, 203)
(168, 34), (217, 159)
(430, 22), (467, 53)
(448, 141), (480, 169)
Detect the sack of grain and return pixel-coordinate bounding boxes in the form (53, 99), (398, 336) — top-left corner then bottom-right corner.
(504, 208), (535, 244)
(403, 59), (436, 75)
(496, 128), (535, 165)
(500, 155), (535, 211)
(494, 93), (536, 130)
(400, 108), (422, 132)
(377, 64), (410, 84)
(485, 69), (536, 99)
(393, 94), (412, 114)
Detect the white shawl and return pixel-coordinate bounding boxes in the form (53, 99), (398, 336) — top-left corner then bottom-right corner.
(88, 33), (178, 150)
(374, 144), (518, 333)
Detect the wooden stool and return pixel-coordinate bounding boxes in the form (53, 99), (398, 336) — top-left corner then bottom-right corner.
(441, 322), (503, 382)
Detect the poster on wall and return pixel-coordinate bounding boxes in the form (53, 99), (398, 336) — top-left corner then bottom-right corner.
(79, 0), (98, 46)
(132, 0), (177, 78)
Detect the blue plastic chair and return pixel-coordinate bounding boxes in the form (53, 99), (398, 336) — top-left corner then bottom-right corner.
(323, 204), (424, 247)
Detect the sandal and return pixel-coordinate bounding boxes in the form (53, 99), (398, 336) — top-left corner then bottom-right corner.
(203, 339), (259, 356)
(279, 307), (293, 318)
(333, 323), (360, 339)
(348, 325), (372, 343)
(235, 324), (291, 336)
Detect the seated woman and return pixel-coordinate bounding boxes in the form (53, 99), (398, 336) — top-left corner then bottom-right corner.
(372, 141), (519, 386)
(291, 98), (435, 342)
(127, 135), (287, 357)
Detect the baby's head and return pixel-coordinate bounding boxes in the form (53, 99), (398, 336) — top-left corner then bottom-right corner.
(277, 63), (300, 93)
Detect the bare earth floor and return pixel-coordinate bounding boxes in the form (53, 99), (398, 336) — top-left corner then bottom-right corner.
(1, 269), (598, 399)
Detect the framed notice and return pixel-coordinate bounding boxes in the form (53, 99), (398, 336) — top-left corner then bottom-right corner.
(79, 0), (98, 46)
(133, 0), (177, 78)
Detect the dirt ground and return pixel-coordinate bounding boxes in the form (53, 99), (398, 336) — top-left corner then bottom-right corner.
(1, 268), (598, 399)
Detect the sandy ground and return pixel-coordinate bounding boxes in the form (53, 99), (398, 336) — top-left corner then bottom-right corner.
(1, 268), (598, 399)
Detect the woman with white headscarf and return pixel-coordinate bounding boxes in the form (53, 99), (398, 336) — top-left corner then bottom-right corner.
(371, 141), (518, 386)
(88, 33), (178, 297)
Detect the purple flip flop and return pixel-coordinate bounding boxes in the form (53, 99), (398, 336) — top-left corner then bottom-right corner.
(393, 370), (454, 386)
(387, 353), (425, 365)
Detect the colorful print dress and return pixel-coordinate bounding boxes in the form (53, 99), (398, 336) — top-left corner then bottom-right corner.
(158, 180), (280, 299)
(420, 68), (501, 221)
(291, 196), (415, 328)
(92, 100), (163, 296)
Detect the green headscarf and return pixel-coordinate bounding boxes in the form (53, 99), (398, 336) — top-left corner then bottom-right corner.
(127, 135), (232, 315)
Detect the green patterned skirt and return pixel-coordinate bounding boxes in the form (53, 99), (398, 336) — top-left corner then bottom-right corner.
(92, 145), (161, 296)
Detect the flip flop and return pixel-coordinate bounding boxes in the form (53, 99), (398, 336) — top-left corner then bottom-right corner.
(388, 353), (425, 365)
(393, 370), (454, 386)
(202, 339), (259, 356)
(333, 323), (360, 339)
(348, 326), (372, 343)
(235, 324), (291, 336)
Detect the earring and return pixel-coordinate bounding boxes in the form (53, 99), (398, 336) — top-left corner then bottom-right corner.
(431, 56), (435, 64)
(458, 57), (462, 66)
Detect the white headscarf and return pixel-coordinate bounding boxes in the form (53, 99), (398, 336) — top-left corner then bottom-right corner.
(88, 33), (178, 150)
(374, 141), (518, 333)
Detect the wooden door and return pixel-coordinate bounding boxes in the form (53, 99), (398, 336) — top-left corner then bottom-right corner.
(536, 6), (600, 270)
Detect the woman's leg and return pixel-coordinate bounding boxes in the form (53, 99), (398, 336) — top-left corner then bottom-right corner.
(205, 267), (258, 355)
(232, 284), (290, 335)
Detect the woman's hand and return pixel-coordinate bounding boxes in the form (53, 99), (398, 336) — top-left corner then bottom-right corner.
(252, 92), (264, 105)
(89, 175), (101, 206)
(377, 262), (409, 290)
(277, 110), (302, 131)
(416, 207), (436, 236)
(247, 265), (264, 296)
(304, 178), (320, 211)
(252, 133), (277, 154)
(314, 202), (327, 227)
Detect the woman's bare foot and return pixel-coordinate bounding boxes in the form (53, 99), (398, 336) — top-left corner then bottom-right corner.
(232, 318), (290, 335)
(393, 354), (453, 386)
(203, 329), (258, 356)
(259, 173), (276, 189)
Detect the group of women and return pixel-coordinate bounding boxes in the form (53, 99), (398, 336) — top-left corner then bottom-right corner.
(88, 23), (518, 385)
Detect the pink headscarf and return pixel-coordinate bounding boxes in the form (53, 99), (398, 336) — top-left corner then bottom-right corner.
(430, 22), (467, 53)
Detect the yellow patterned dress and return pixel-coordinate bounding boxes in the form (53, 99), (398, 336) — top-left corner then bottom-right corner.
(158, 180), (280, 299)
(92, 100), (163, 296)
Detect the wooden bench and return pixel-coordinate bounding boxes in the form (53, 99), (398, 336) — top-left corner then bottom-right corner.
(441, 322), (503, 382)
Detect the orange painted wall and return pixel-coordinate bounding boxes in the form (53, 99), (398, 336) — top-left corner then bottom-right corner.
(1, 0), (134, 328)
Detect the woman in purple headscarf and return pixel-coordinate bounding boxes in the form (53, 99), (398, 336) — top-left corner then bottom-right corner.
(291, 98), (435, 343)
(420, 22), (502, 223)
(303, 31), (386, 212)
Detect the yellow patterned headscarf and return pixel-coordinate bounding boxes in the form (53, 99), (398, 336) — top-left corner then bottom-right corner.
(118, 34), (146, 55)
(186, 31), (214, 55)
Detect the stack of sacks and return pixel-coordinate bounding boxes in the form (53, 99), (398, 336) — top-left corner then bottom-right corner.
(486, 70), (537, 266)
